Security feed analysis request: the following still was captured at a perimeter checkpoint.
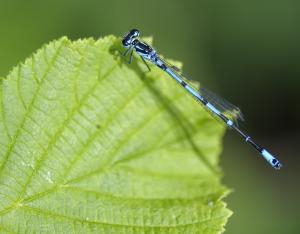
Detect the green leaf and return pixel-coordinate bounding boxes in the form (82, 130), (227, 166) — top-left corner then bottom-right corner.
(0, 36), (232, 233)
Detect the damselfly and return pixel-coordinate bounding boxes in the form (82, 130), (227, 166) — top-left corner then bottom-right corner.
(121, 29), (282, 170)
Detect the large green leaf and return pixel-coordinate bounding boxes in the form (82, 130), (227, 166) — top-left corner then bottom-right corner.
(0, 36), (231, 233)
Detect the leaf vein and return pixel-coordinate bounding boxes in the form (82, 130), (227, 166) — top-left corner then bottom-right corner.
(0, 40), (65, 180)
(21, 204), (226, 229)
(16, 66), (27, 109)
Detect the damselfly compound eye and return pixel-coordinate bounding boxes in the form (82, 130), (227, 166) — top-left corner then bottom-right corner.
(122, 29), (140, 47)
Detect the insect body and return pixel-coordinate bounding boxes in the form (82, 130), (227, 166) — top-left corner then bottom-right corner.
(122, 29), (282, 170)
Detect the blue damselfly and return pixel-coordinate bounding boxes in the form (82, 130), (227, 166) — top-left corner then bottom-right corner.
(121, 29), (282, 170)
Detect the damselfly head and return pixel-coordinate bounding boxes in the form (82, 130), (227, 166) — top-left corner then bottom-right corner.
(122, 29), (140, 48)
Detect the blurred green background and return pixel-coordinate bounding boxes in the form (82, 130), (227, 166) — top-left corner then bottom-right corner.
(0, 0), (299, 233)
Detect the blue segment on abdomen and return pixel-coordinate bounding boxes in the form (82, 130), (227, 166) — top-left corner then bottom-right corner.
(206, 102), (221, 115)
(165, 68), (182, 83)
(261, 149), (282, 169)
